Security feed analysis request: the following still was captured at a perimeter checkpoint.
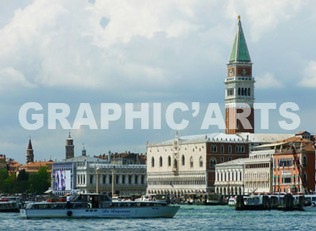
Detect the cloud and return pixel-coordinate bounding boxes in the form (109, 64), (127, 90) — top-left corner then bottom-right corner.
(0, 67), (36, 91)
(225, 0), (307, 42)
(255, 72), (282, 89)
(300, 60), (316, 88)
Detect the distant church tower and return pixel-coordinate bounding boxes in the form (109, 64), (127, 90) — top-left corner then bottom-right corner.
(26, 138), (34, 163)
(65, 132), (74, 159)
(225, 16), (255, 134)
(82, 144), (86, 156)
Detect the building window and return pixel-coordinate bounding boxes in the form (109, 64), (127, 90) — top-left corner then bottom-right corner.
(227, 88), (234, 96)
(221, 145), (225, 153)
(182, 155), (185, 166)
(159, 156), (163, 167)
(168, 156), (171, 166)
(151, 157), (155, 167)
(90, 175), (93, 184)
(220, 157), (224, 162)
(190, 157), (194, 168)
(228, 145), (232, 154)
(303, 156), (307, 166)
(135, 175), (138, 184)
(199, 156), (203, 167)
(282, 177), (291, 184)
(122, 175), (125, 184)
(228, 157), (232, 161)
(210, 157), (217, 167)
(211, 145), (217, 153)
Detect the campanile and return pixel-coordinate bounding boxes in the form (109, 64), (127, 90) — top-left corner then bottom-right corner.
(225, 16), (255, 134)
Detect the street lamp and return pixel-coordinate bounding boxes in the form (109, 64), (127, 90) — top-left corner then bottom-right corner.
(112, 166), (116, 197)
(96, 167), (100, 194)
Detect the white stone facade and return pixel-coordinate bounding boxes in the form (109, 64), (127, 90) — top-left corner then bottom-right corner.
(146, 133), (251, 195)
(52, 155), (146, 196)
(214, 158), (245, 195)
(243, 150), (274, 194)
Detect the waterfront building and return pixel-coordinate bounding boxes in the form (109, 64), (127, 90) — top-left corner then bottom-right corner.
(52, 138), (146, 196)
(271, 131), (315, 193)
(214, 158), (246, 195)
(214, 131), (315, 195)
(243, 149), (274, 194)
(146, 132), (250, 195)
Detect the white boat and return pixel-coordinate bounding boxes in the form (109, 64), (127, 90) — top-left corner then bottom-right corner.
(20, 193), (180, 219)
(227, 196), (236, 207)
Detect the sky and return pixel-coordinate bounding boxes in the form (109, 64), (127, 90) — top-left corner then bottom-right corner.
(1, 0), (316, 164)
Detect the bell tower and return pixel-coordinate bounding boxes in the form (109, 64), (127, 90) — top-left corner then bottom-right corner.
(65, 132), (74, 159)
(26, 138), (34, 163)
(225, 16), (255, 134)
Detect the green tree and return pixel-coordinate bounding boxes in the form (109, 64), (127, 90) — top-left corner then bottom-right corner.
(15, 169), (29, 193)
(0, 168), (9, 193)
(2, 174), (16, 194)
(28, 166), (51, 194)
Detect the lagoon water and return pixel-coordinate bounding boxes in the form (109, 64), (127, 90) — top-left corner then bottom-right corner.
(1, 205), (315, 231)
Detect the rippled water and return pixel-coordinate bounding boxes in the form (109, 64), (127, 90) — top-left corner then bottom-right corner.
(1, 205), (315, 231)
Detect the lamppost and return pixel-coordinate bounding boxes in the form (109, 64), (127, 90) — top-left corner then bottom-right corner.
(96, 167), (100, 193)
(112, 166), (116, 197)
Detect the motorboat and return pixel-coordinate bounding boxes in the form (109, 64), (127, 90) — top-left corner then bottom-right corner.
(20, 193), (180, 219)
(227, 196), (236, 207)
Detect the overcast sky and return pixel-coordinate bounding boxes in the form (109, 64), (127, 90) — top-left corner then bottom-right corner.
(1, 0), (316, 163)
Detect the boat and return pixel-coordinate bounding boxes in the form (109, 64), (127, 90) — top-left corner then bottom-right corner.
(20, 193), (180, 219)
(235, 195), (271, 210)
(227, 196), (236, 207)
(302, 194), (316, 212)
(0, 196), (21, 212)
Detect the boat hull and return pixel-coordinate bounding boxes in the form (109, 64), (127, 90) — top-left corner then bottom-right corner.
(20, 206), (180, 219)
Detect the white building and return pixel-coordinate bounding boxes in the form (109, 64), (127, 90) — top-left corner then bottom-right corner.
(243, 149), (274, 194)
(52, 152), (146, 196)
(214, 158), (246, 195)
(214, 149), (275, 196)
(146, 132), (250, 195)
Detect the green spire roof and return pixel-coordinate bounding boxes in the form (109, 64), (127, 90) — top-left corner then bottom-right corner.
(229, 16), (251, 63)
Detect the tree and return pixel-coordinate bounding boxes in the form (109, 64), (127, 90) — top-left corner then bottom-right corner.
(0, 168), (9, 193)
(15, 169), (29, 193)
(28, 166), (51, 194)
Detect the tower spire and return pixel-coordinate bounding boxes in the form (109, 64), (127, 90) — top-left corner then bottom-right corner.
(26, 138), (34, 163)
(229, 16), (251, 63)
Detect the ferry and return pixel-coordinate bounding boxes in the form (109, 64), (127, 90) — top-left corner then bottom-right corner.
(20, 193), (180, 219)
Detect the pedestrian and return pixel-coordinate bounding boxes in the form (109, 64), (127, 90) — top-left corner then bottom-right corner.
(66, 194), (71, 209)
